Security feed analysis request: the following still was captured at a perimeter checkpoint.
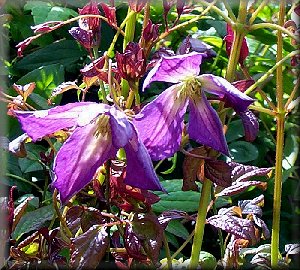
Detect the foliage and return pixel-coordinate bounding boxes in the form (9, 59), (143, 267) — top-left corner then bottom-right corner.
(0, 0), (299, 269)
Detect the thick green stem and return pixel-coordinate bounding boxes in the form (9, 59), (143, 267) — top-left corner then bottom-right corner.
(189, 179), (212, 269)
(121, 9), (137, 99)
(271, 1), (285, 267)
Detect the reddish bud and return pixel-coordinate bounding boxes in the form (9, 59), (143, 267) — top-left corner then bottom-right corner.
(224, 24), (249, 66)
(128, 0), (147, 12)
(142, 20), (160, 44)
(116, 42), (146, 81)
(100, 3), (117, 27)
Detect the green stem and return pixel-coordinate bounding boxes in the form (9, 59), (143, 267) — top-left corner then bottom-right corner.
(271, 1), (285, 267)
(249, 22), (299, 42)
(121, 9), (137, 99)
(163, 232), (172, 269)
(249, 0), (270, 25)
(6, 173), (43, 192)
(189, 179), (212, 269)
(244, 50), (299, 95)
(248, 104), (276, 116)
(221, 0), (237, 21)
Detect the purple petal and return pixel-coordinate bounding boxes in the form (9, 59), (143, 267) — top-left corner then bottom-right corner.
(14, 102), (108, 141)
(238, 110), (259, 142)
(133, 84), (188, 160)
(199, 74), (254, 112)
(108, 106), (134, 148)
(188, 93), (229, 156)
(143, 52), (204, 90)
(123, 126), (164, 191)
(52, 121), (117, 203)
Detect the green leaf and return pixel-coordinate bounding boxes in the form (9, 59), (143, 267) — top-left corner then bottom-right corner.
(153, 180), (201, 213)
(166, 220), (190, 240)
(228, 141), (259, 163)
(225, 119), (244, 143)
(24, 1), (52, 25)
(12, 204), (54, 240)
(282, 129), (299, 170)
(16, 64), (65, 108)
(199, 251), (217, 269)
(46, 6), (77, 21)
(14, 40), (85, 71)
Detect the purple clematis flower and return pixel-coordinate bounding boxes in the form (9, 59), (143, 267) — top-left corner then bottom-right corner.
(133, 52), (255, 160)
(14, 102), (163, 203)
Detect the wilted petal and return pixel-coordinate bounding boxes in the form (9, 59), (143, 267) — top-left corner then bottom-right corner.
(238, 110), (259, 142)
(14, 102), (108, 141)
(133, 84), (188, 160)
(123, 127), (164, 191)
(199, 74), (254, 112)
(52, 121), (117, 203)
(143, 52), (204, 90)
(188, 93), (229, 156)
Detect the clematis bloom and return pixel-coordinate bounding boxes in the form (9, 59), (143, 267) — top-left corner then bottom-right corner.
(14, 102), (163, 203)
(133, 52), (255, 160)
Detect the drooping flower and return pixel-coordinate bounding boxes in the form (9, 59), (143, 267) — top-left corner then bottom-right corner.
(14, 102), (163, 203)
(224, 24), (249, 66)
(133, 52), (255, 160)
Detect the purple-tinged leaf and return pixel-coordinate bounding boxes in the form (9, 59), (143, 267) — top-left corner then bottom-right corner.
(285, 244), (300, 255)
(124, 222), (147, 261)
(218, 206), (242, 218)
(158, 210), (191, 229)
(229, 162), (272, 183)
(31, 21), (64, 33)
(239, 110), (259, 142)
(80, 207), (108, 232)
(69, 27), (95, 49)
(252, 215), (270, 240)
(207, 215), (257, 244)
(66, 205), (84, 235)
(205, 160), (232, 187)
(216, 181), (267, 197)
(238, 197), (264, 217)
(131, 213), (163, 265)
(70, 225), (109, 270)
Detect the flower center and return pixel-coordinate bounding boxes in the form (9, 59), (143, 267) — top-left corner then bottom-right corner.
(94, 114), (111, 138)
(180, 76), (202, 99)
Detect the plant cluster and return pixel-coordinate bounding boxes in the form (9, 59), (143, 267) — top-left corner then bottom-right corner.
(0, 0), (299, 269)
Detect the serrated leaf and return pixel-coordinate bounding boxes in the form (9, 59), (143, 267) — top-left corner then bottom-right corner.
(207, 215), (257, 244)
(229, 141), (259, 163)
(12, 204), (54, 240)
(229, 162), (272, 183)
(153, 180), (201, 213)
(216, 181), (267, 197)
(70, 225), (109, 270)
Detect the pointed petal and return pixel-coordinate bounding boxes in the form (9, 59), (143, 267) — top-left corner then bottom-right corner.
(143, 52), (204, 90)
(238, 110), (259, 142)
(199, 74), (254, 112)
(109, 106), (134, 148)
(14, 102), (108, 141)
(188, 93), (229, 156)
(52, 121), (117, 203)
(124, 126), (164, 191)
(133, 84), (188, 160)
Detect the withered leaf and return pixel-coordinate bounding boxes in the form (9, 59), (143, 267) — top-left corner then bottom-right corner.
(70, 225), (109, 270)
(48, 81), (80, 104)
(12, 196), (33, 233)
(205, 160), (232, 187)
(207, 215), (257, 244)
(182, 147), (207, 191)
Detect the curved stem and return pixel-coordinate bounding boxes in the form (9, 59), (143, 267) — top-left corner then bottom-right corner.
(189, 179), (212, 269)
(244, 50), (299, 95)
(5, 173), (43, 192)
(249, 22), (299, 42)
(271, 1), (285, 267)
(249, 0), (270, 25)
